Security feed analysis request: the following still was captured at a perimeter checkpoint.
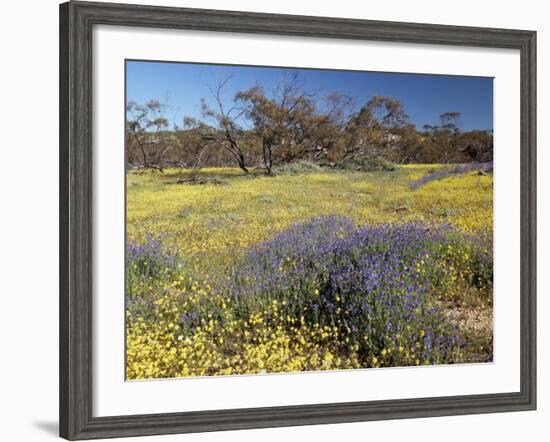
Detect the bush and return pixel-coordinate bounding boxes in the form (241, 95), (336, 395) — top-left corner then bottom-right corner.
(338, 154), (397, 172)
(273, 160), (323, 175)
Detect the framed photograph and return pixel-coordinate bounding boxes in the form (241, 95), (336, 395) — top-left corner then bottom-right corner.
(59, 1), (536, 439)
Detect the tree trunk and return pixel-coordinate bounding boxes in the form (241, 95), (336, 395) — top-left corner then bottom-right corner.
(262, 139), (272, 175)
(237, 153), (249, 174)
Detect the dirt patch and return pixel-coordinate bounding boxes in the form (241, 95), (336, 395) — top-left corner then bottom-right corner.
(446, 305), (493, 363)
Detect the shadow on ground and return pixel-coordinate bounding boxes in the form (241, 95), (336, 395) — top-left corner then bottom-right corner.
(33, 421), (58, 437)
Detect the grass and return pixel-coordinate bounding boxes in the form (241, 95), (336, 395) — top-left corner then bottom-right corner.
(126, 165), (493, 379)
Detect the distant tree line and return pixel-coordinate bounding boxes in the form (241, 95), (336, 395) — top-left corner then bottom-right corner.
(126, 74), (493, 174)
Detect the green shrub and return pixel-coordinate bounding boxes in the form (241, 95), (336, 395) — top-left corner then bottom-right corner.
(338, 154), (397, 172)
(273, 160), (323, 175)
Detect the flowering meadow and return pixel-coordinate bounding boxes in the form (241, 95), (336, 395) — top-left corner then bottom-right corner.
(126, 165), (493, 379)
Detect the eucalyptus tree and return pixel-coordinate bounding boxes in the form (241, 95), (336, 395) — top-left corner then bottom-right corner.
(236, 73), (325, 174)
(198, 76), (250, 174)
(126, 99), (172, 171)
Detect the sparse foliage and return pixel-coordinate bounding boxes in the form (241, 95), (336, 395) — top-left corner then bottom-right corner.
(126, 99), (172, 171)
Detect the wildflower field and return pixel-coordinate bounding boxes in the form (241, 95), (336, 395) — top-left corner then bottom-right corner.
(126, 164), (493, 380)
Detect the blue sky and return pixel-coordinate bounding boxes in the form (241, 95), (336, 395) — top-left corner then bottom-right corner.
(126, 60), (493, 131)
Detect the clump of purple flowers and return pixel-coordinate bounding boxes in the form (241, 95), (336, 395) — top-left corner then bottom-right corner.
(410, 161), (493, 190)
(127, 236), (177, 284)
(126, 236), (180, 320)
(229, 216), (490, 365)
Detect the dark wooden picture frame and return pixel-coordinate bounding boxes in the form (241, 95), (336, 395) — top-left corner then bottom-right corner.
(59, 1), (536, 439)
